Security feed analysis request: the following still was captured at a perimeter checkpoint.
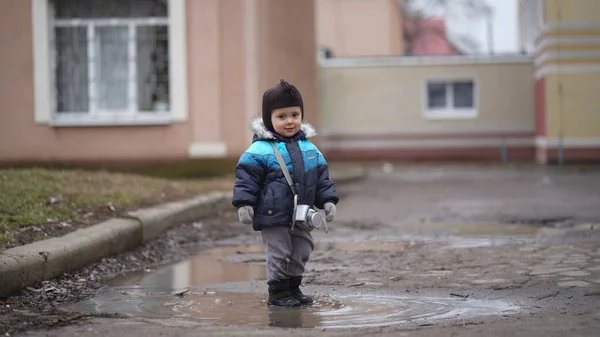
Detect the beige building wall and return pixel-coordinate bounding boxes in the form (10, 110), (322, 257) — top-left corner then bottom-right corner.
(319, 59), (535, 135)
(0, 0), (318, 163)
(316, 0), (403, 57)
(317, 56), (535, 160)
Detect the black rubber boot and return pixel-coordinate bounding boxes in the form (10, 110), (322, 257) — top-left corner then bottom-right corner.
(267, 279), (302, 308)
(289, 276), (313, 305)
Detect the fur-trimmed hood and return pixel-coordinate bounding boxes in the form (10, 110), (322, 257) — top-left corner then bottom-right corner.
(250, 116), (317, 141)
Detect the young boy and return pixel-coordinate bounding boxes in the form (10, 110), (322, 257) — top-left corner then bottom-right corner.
(232, 79), (339, 308)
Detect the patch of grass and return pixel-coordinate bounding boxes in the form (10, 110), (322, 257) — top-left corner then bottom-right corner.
(0, 158), (240, 180)
(129, 158), (239, 179)
(0, 168), (234, 251)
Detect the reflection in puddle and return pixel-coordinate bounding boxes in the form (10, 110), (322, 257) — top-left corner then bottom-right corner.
(106, 246), (266, 288)
(69, 289), (519, 329)
(106, 241), (410, 289)
(105, 233), (530, 291)
(78, 223), (534, 329)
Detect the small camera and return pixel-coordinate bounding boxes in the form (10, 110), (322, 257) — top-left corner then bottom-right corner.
(293, 204), (324, 231)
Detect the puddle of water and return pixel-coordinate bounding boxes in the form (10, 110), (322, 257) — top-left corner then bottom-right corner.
(106, 247), (266, 288)
(69, 289), (519, 329)
(105, 232), (527, 291)
(107, 241), (407, 289)
(88, 223), (533, 329)
(75, 230), (527, 330)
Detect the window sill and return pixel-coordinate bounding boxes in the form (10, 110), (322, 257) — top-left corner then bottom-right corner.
(424, 109), (478, 120)
(48, 113), (175, 127)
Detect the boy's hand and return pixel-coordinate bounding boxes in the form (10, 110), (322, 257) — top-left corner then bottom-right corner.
(238, 206), (254, 225)
(323, 202), (336, 222)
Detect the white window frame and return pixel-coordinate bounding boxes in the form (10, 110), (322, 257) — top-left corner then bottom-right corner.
(32, 0), (188, 126)
(422, 78), (478, 120)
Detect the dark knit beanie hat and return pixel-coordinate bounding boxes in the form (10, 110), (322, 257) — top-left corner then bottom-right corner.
(262, 79), (304, 133)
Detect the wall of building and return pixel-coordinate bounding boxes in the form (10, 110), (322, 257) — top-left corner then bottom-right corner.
(544, 0), (600, 22)
(0, 0), (318, 163)
(534, 0), (600, 163)
(255, 0), (319, 137)
(317, 56), (536, 161)
(0, 0), (201, 163)
(315, 0), (403, 57)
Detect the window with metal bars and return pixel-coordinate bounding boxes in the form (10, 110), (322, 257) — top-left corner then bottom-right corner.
(52, 0), (170, 117)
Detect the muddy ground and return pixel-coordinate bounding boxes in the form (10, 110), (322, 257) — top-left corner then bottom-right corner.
(0, 209), (251, 335)
(3, 164), (600, 336)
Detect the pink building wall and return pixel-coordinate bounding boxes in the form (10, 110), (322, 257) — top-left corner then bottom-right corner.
(0, 0), (318, 164)
(315, 0), (403, 57)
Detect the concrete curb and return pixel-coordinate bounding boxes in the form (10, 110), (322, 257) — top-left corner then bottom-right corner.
(0, 167), (365, 298)
(0, 218), (140, 298)
(128, 191), (233, 242)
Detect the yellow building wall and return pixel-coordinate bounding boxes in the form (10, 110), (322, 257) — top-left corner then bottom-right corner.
(532, 0), (600, 163)
(544, 74), (600, 139)
(544, 0), (600, 23)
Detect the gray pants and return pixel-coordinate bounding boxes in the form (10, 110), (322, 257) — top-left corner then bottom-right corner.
(261, 226), (314, 281)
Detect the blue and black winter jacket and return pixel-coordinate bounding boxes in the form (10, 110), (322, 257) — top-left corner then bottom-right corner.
(232, 117), (339, 231)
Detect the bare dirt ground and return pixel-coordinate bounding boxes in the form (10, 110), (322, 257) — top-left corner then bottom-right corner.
(4, 164), (600, 337)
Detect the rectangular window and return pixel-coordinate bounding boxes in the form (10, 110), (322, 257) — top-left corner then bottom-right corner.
(424, 79), (477, 119)
(51, 0), (171, 119)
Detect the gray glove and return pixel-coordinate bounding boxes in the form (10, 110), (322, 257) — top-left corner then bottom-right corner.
(324, 202), (336, 222)
(238, 206), (254, 225)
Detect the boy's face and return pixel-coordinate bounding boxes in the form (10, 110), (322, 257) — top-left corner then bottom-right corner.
(271, 106), (302, 138)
